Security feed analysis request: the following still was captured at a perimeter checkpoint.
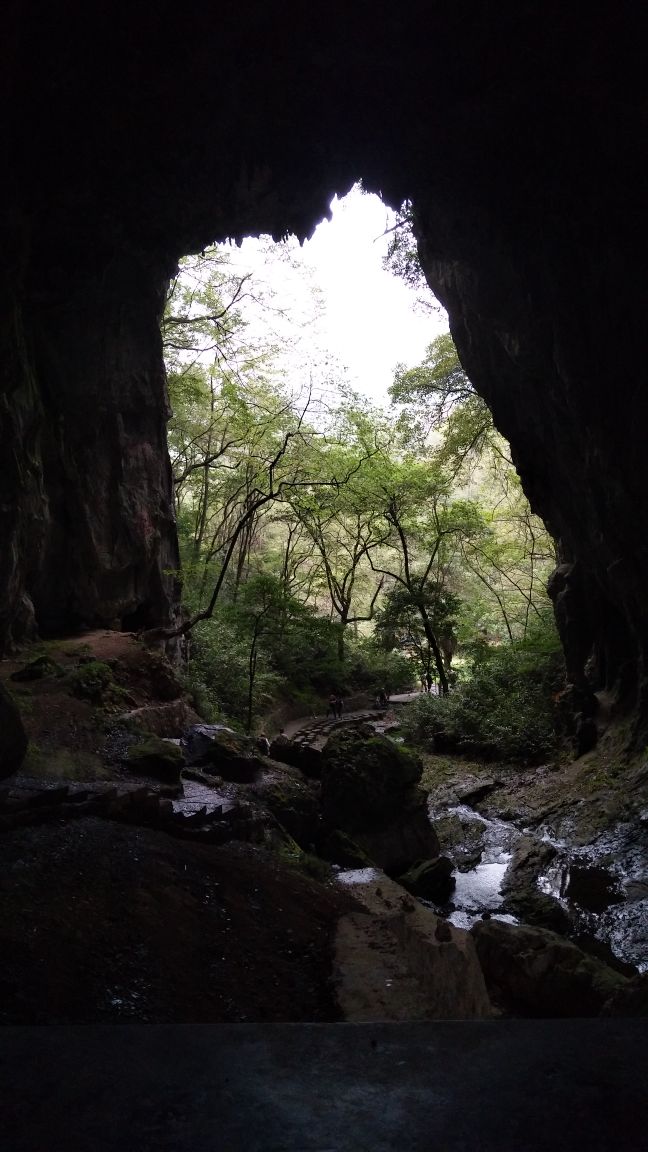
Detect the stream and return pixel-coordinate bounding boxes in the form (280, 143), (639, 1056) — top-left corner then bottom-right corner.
(428, 804), (520, 931)
(426, 800), (648, 972)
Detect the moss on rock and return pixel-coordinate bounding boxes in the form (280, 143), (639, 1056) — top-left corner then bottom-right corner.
(127, 736), (185, 783)
(320, 727), (423, 833)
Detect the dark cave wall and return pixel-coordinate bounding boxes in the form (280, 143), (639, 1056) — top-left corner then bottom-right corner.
(2, 0), (648, 726)
(413, 166), (648, 713)
(0, 241), (181, 648)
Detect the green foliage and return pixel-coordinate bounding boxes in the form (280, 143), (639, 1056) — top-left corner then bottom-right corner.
(343, 638), (414, 694)
(164, 237), (558, 732)
(67, 661), (115, 703)
(400, 618), (564, 764)
(374, 583), (461, 689)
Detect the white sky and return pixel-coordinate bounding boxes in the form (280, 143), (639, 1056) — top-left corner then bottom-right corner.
(227, 184), (448, 404)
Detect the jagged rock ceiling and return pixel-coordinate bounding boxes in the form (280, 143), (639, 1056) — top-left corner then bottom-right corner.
(1, 2), (647, 721)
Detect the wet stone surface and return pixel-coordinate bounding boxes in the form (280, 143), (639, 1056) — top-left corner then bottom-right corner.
(426, 788), (647, 970)
(537, 818), (648, 971)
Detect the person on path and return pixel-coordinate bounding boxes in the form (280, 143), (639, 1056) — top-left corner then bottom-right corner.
(335, 694), (344, 719)
(327, 693), (337, 718)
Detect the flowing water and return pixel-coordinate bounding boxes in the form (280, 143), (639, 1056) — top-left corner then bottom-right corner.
(426, 804), (522, 930)
(430, 799), (647, 970)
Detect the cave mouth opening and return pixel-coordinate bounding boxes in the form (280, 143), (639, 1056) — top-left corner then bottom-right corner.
(164, 182), (558, 746)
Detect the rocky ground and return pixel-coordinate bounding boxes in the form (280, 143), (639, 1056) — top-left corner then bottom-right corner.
(0, 633), (358, 1023)
(1, 631), (646, 1023)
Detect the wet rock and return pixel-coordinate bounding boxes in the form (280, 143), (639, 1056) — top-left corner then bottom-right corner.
(456, 779), (500, 806)
(501, 835), (570, 932)
(0, 683), (28, 778)
(10, 655), (64, 681)
(565, 862), (623, 912)
(398, 857), (456, 903)
(127, 736), (185, 784)
(434, 813), (485, 872)
(471, 918), (628, 1017)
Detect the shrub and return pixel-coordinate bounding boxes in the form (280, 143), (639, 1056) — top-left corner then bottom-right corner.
(400, 621), (564, 764)
(67, 660), (115, 703)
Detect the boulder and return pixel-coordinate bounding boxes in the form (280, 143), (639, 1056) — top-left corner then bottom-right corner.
(0, 682), (28, 777)
(269, 735), (323, 778)
(145, 652), (184, 701)
(320, 729), (437, 874)
(471, 918), (628, 1017)
(126, 736), (185, 784)
(182, 724), (266, 783)
(318, 829), (373, 869)
(434, 812), (485, 872)
(250, 765), (320, 849)
(119, 699), (201, 738)
(352, 789), (440, 876)
(501, 835), (570, 933)
(320, 728), (423, 832)
(602, 972), (648, 1017)
(334, 871), (493, 1020)
(398, 856), (456, 903)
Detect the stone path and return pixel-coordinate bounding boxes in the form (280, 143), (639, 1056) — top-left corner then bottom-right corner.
(284, 709), (387, 750)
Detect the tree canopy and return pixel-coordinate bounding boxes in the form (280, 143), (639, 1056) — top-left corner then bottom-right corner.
(163, 235), (556, 731)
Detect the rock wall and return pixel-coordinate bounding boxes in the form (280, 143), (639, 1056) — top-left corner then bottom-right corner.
(2, 2), (647, 726)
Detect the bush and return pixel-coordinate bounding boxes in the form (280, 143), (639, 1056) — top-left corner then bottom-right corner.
(67, 660), (115, 703)
(343, 639), (415, 695)
(400, 621), (564, 764)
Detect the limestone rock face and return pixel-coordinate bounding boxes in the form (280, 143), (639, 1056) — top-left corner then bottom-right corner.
(1, 5), (647, 731)
(334, 872), (492, 1020)
(0, 683), (29, 777)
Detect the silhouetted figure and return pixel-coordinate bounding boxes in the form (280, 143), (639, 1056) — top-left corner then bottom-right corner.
(335, 695), (344, 719)
(327, 693), (337, 718)
(256, 733), (270, 755)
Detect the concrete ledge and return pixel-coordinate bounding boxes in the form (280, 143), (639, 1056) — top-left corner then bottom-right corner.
(1, 1022), (646, 1151)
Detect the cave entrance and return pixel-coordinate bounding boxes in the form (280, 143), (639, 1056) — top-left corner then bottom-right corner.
(164, 184), (557, 739)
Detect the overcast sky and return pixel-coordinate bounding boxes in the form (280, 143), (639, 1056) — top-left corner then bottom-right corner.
(228, 185), (448, 404)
